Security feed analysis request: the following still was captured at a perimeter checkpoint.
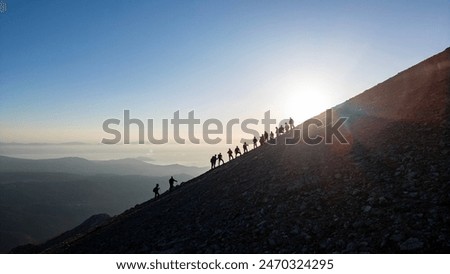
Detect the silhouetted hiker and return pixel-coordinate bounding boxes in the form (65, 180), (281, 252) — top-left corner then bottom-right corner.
(259, 134), (265, 146)
(169, 176), (177, 192)
(153, 184), (160, 199)
(270, 131), (275, 141)
(264, 131), (269, 141)
(210, 154), (217, 169)
(218, 153), (225, 165)
(275, 127), (279, 137)
(279, 125), (285, 134)
(227, 148), (234, 161)
(253, 136), (258, 148)
(235, 146), (242, 156)
(243, 142), (249, 153)
(289, 117), (294, 129)
(285, 122), (290, 132)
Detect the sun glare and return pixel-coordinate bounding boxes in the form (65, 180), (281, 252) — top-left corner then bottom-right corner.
(282, 77), (336, 124)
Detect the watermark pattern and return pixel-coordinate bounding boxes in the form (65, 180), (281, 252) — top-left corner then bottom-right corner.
(0, 1), (7, 13)
(102, 110), (349, 145)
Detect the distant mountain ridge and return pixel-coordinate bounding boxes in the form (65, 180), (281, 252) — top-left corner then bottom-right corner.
(0, 156), (206, 253)
(0, 171), (196, 253)
(0, 155), (207, 178)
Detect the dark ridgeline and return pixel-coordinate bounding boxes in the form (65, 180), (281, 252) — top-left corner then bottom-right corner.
(11, 214), (111, 254)
(12, 47), (450, 254)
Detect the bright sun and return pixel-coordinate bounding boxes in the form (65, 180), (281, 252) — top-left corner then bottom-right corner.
(282, 78), (335, 124)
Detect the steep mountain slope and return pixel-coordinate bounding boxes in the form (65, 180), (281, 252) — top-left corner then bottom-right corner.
(24, 48), (450, 253)
(11, 214), (111, 254)
(0, 155), (204, 253)
(0, 172), (192, 253)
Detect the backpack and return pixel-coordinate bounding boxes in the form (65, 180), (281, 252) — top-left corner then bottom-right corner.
(153, 187), (158, 193)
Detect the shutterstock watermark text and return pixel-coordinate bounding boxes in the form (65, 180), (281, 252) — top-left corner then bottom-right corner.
(101, 110), (349, 145)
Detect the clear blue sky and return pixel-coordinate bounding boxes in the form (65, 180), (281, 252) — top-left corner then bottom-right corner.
(1, 0), (449, 144)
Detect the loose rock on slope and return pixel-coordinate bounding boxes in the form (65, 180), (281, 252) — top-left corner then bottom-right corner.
(14, 48), (450, 254)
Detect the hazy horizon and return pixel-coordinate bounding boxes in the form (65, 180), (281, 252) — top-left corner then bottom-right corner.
(1, 0), (449, 165)
(0, 142), (215, 167)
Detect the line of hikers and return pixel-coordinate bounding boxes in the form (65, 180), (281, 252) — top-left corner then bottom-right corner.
(210, 117), (295, 169)
(152, 117), (294, 198)
(153, 176), (178, 199)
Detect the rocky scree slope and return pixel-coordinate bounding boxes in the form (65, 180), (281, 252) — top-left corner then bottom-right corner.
(18, 48), (450, 254)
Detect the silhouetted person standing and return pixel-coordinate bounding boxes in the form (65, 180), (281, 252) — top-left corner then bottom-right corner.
(153, 184), (160, 199)
(259, 134), (265, 146)
(227, 148), (234, 161)
(210, 154), (217, 169)
(264, 131), (269, 141)
(279, 125), (285, 134)
(289, 117), (294, 129)
(253, 136), (258, 148)
(275, 127), (279, 137)
(169, 176), (177, 192)
(218, 153), (224, 165)
(285, 122), (290, 132)
(235, 146), (241, 156)
(270, 131), (275, 142)
(243, 142), (249, 153)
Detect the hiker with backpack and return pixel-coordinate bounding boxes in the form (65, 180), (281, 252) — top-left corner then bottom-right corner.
(289, 117), (294, 129)
(153, 184), (160, 199)
(243, 142), (249, 153)
(210, 154), (217, 169)
(269, 131), (275, 144)
(253, 136), (258, 148)
(235, 145), (242, 157)
(259, 134), (265, 146)
(227, 148), (234, 161)
(218, 153), (225, 166)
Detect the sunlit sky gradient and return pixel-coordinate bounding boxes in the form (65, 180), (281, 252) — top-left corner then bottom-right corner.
(0, 0), (449, 163)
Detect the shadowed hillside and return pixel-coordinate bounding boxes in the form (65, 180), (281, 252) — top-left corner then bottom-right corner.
(0, 157), (206, 253)
(0, 172), (193, 253)
(15, 48), (450, 253)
